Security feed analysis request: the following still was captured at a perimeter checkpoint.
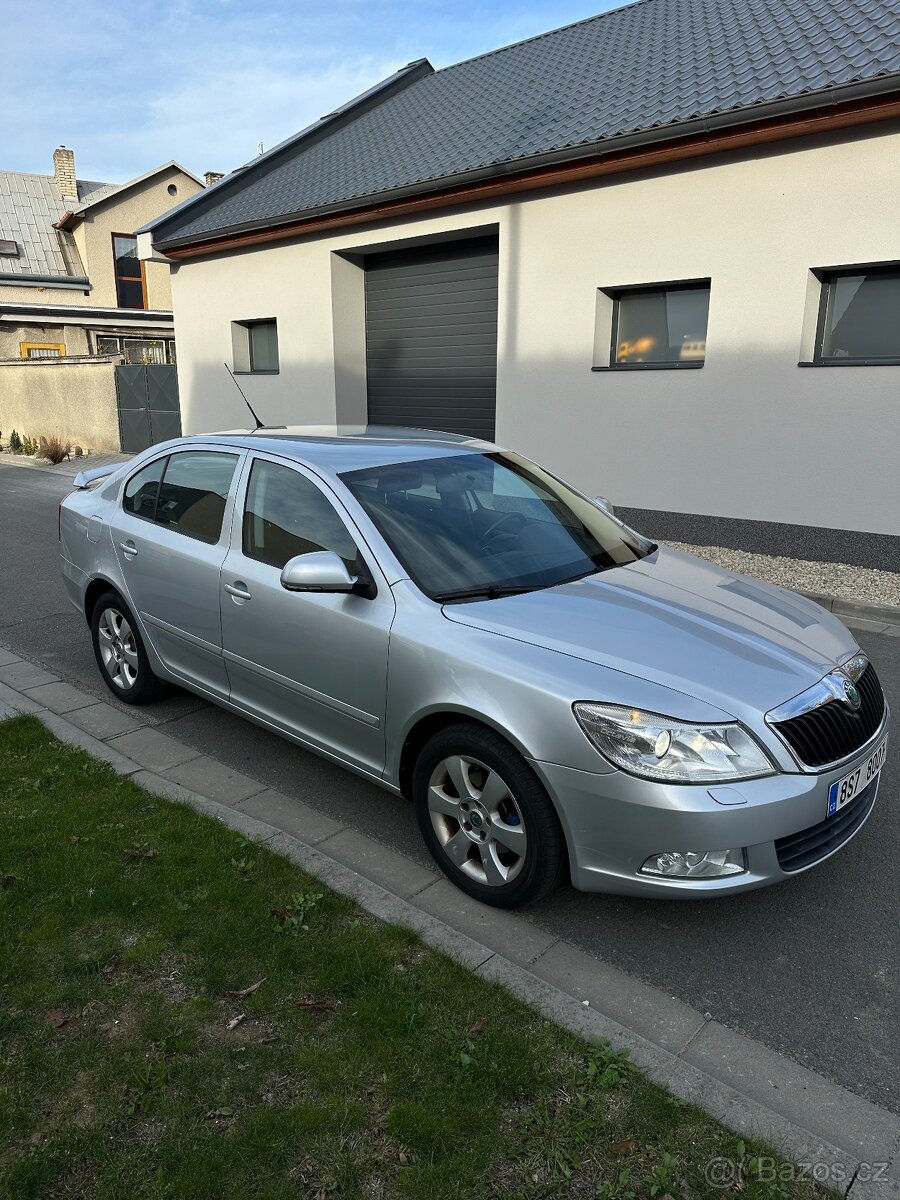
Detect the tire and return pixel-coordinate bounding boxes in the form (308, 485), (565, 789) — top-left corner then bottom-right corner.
(90, 590), (163, 705)
(412, 722), (565, 908)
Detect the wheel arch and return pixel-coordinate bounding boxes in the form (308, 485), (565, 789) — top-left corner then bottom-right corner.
(83, 575), (125, 625)
(396, 706), (538, 801)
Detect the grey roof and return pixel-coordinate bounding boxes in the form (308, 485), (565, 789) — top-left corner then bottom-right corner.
(149, 0), (900, 249)
(0, 162), (202, 280)
(0, 171), (104, 278)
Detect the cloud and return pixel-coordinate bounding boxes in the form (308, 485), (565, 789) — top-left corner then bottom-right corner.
(2, 0), (611, 182)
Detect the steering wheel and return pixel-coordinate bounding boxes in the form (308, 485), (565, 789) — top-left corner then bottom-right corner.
(477, 510), (526, 547)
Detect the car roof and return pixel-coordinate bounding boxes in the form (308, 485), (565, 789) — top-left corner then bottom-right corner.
(180, 425), (500, 475)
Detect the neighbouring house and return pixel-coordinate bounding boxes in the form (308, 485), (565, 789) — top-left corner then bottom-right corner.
(142, 0), (900, 567)
(0, 150), (214, 451)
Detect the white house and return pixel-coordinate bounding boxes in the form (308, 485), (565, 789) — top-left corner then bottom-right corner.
(142, 0), (900, 569)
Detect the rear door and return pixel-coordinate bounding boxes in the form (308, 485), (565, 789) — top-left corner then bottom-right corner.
(110, 448), (243, 697)
(219, 454), (395, 775)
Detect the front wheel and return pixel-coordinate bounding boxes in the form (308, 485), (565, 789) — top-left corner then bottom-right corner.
(91, 591), (162, 705)
(412, 723), (565, 908)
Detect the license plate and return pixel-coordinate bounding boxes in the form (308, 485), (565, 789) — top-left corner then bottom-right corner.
(827, 737), (888, 817)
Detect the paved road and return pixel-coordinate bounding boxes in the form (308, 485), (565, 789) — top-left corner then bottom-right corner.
(2, 459), (898, 1113)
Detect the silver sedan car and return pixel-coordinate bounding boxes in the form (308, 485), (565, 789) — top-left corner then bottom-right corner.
(59, 428), (889, 907)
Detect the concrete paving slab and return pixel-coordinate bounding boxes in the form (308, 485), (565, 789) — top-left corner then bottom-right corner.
(658, 1057), (859, 1185)
(850, 1176), (900, 1199)
(237, 789), (344, 844)
(414, 877), (559, 966)
(0, 648), (22, 667)
(0, 681), (44, 714)
(528, 938), (706, 1055)
(318, 828), (438, 898)
(130, 771), (280, 843)
(62, 702), (144, 740)
(0, 660), (58, 690)
(161, 755), (266, 806)
(106, 727), (201, 772)
(38, 711), (139, 775)
(22, 681), (97, 714)
(683, 1019), (900, 1165)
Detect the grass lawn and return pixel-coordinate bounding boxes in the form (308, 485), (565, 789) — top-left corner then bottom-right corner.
(0, 715), (826, 1200)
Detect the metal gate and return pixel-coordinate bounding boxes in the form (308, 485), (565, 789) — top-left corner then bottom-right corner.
(365, 236), (499, 440)
(115, 365), (181, 453)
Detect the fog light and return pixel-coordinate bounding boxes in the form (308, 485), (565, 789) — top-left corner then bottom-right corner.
(640, 848), (745, 879)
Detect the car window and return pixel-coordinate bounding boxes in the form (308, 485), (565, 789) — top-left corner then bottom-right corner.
(123, 457), (166, 519)
(154, 451), (239, 544)
(341, 451), (654, 599)
(243, 458), (358, 571)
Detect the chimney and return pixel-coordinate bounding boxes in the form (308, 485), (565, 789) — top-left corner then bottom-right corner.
(53, 146), (78, 203)
(204, 171), (224, 187)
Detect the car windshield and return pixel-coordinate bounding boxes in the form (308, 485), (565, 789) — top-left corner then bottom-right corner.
(340, 451), (656, 601)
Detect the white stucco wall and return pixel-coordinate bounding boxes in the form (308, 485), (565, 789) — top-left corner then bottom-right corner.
(167, 123), (900, 536)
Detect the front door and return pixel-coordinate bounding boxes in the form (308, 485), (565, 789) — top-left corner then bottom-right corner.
(220, 455), (395, 775)
(110, 448), (242, 697)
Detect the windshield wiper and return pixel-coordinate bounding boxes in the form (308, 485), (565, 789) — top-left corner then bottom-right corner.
(434, 583), (543, 603)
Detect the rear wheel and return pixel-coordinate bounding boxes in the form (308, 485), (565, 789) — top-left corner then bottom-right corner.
(413, 723), (565, 908)
(91, 591), (162, 705)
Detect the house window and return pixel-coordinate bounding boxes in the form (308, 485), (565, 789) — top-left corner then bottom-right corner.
(20, 342), (65, 358)
(112, 234), (147, 310)
(816, 267), (900, 363)
(94, 335), (176, 363)
(609, 282), (710, 368)
(123, 338), (168, 365)
(232, 319), (279, 373)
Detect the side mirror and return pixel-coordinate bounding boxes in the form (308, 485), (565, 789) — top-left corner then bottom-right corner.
(592, 495), (615, 516)
(280, 551), (356, 594)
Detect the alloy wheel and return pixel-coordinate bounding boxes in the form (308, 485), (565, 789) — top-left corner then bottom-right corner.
(427, 755), (527, 886)
(96, 607), (139, 691)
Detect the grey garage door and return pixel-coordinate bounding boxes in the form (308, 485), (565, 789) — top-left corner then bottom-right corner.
(365, 236), (499, 440)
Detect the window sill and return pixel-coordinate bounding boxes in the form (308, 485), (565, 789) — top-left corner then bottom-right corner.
(591, 361), (704, 372)
(233, 369), (280, 376)
(798, 359), (900, 368)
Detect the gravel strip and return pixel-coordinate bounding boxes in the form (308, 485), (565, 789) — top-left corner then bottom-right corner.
(665, 542), (900, 607)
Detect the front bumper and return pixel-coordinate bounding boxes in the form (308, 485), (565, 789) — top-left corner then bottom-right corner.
(533, 706), (890, 897)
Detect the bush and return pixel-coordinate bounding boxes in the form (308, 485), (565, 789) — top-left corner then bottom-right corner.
(20, 436), (38, 456)
(43, 436), (72, 464)
(8, 429), (22, 453)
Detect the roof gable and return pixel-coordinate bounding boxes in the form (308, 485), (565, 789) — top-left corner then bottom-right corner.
(148, 0), (900, 250)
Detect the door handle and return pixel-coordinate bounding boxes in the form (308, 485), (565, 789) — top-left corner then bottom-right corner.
(120, 541), (138, 559)
(224, 582), (252, 601)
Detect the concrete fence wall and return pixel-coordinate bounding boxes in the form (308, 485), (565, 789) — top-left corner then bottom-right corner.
(0, 356), (121, 452)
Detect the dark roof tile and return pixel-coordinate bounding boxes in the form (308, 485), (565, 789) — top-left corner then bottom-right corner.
(152, 0), (900, 246)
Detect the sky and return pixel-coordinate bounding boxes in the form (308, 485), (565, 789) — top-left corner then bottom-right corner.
(2, 0), (619, 185)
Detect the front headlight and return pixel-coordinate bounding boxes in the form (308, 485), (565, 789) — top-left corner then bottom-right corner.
(573, 703), (775, 783)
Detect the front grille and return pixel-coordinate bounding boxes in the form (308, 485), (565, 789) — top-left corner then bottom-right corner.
(772, 663), (885, 768)
(775, 777), (878, 872)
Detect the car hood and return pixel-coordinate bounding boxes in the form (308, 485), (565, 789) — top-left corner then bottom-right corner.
(442, 546), (856, 716)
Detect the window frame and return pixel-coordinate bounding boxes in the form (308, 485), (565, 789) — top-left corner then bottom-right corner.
(232, 318), (279, 375)
(594, 278), (711, 372)
(120, 448), (241, 545)
(809, 263), (900, 367)
(20, 341), (66, 358)
(111, 232), (148, 311)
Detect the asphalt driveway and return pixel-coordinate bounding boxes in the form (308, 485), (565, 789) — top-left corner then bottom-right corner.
(2, 459), (897, 1113)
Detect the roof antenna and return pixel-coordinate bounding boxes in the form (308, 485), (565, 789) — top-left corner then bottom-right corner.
(224, 362), (263, 429)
